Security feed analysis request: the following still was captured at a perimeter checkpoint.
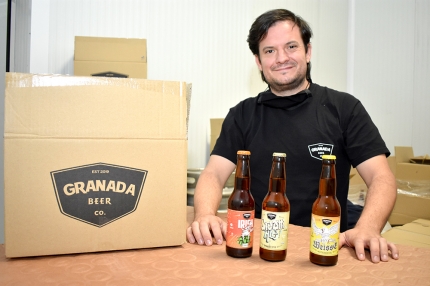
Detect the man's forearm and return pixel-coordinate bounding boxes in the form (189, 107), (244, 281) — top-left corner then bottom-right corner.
(193, 171), (224, 217)
(355, 173), (397, 232)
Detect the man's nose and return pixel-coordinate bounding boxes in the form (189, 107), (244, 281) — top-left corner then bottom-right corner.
(276, 49), (290, 63)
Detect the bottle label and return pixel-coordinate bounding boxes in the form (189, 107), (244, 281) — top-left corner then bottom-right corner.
(260, 210), (289, 251)
(310, 214), (340, 256)
(226, 209), (255, 249)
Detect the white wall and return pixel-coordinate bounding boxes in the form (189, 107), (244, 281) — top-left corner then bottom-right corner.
(25, 0), (429, 164)
(353, 0), (430, 157)
(24, 0), (351, 169)
(3, 0), (430, 244)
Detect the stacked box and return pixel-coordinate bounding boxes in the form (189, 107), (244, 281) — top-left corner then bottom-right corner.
(74, 36), (147, 79)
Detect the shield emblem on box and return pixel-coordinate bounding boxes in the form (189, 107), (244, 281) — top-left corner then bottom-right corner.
(51, 163), (147, 227)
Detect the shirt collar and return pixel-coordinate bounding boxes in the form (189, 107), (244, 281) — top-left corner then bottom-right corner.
(257, 85), (312, 110)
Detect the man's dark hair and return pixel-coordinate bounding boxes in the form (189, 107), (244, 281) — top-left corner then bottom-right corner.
(247, 9), (313, 83)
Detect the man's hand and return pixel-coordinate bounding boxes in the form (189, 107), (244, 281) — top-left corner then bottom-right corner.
(339, 226), (399, 263)
(342, 155), (399, 262)
(186, 214), (227, 246)
(187, 155), (235, 246)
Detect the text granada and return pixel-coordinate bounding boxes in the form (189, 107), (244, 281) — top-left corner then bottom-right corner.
(63, 180), (136, 196)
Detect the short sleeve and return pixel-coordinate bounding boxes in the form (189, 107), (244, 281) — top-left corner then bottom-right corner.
(342, 99), (390, 167)
(211, 107), (245, 164)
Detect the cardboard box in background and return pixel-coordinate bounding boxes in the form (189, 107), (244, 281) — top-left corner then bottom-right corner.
(4, 73), (191, 258)
(348, 148), (430, 226)
(395, 146), (430, 181)
(382, 219), (430, 248)
(388, 146), (430, 226)
(210, 118), (224, 153)
(348, 168), (367, 206)
(74, 36), (147, 79)
(347, 157), (396, 206)
(388, 186), (430, 226)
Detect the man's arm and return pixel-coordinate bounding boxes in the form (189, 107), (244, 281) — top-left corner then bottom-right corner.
(340, 154), (399, 262)
(186, 155), (236, 246)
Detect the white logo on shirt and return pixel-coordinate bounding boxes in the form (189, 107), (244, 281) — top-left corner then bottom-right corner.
(308, 143), (334, 160)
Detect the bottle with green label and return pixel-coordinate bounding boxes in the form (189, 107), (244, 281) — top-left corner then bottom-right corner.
(309, 154), (341, 266)
(259, 152), (290, 261)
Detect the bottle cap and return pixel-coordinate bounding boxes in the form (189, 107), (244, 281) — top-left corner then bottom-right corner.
(273, 152), (287, 157)
(237, 150), (251, 155)
(322, 154), (336, 160)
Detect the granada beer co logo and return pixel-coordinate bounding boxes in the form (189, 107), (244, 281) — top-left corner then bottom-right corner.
(308, 143), (334, 160)
(51, 163), (147, 227)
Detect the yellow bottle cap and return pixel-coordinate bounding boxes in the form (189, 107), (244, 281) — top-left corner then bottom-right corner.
(273, 152), (287, 157)
(237, 150), (251, 155)
(322, 155), (336, 160)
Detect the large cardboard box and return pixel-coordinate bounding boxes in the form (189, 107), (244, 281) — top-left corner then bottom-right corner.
(4, 73), (191, 258)
(388, 146), (430, 225)
(74, 36), (147, 79)
(382, 219), (430, 248)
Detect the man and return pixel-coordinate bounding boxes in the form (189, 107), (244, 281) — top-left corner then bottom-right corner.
(187, 9), (399, 263)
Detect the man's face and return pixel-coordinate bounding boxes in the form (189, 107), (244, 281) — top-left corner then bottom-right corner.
(255, 20), (312, 96)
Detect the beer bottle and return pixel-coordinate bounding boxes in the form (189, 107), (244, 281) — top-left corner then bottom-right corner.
(226, 150), (255, 258)
(309, 155), (341, 266)
(260, 152), (290, 262)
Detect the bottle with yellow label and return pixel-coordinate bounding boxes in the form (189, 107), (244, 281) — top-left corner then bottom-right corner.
(309, 154), (341, 266)
(259, 152), (290, 261)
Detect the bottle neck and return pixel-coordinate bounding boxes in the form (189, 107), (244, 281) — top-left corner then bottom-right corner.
(319, 163), (336, 196)
(235, 156), (250, 191)
(269, 158), (286, 193)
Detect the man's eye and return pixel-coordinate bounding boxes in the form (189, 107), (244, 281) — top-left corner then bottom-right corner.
(265, 49), (274, 54)
(288, 44), (298, 50)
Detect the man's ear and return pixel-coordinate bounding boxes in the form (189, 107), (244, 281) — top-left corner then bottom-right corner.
(306, 43), (312, 63)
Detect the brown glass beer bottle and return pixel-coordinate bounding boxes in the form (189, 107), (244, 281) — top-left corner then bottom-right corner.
(309, 155), (341, 266)
(259, 152), (290, 261)
(226, 150), (255, 258)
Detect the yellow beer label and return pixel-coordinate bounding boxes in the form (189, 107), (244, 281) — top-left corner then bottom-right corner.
(260, 210), (289, 251)
(310, 214), (340, 256)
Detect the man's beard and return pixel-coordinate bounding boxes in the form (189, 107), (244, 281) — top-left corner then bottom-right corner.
(264, 67), (307, 94)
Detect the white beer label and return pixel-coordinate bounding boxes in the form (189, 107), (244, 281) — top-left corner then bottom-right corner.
(260, 210), (289, 251)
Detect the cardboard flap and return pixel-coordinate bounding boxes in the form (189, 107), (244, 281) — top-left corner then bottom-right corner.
(410, 155), (430, 165)
(5, 73), (190, 139)
(382, 219), (430, 248)
(395, 146), (414, 163)
(401, 219), (430, 235)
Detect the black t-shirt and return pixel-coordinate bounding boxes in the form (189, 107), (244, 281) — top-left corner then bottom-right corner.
(211, 83), (389, 232)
